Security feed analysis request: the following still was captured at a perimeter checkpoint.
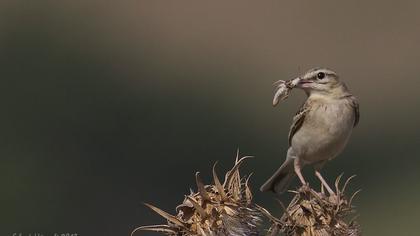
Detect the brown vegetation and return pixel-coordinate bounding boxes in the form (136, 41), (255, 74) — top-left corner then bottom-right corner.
(132, 155), (360, 236)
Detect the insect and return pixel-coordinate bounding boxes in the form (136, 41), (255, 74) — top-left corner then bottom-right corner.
(272, 77), (301, 106)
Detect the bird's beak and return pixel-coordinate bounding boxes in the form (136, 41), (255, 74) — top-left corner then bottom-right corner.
(296, 78), (314, 88)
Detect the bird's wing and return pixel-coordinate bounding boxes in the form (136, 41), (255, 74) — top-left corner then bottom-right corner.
(345, 95), (360, 127)
(288, 101), (310, 146)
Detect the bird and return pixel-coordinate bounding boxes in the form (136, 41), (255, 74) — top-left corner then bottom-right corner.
(260, 67), (359, 195)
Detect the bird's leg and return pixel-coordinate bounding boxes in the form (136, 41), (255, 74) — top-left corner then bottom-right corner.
(314, 170), (335, 196)
(293, 158), (306, 186)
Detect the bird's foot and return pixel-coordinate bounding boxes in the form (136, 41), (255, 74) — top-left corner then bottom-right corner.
(298, 183), (311, 193)
(327, 193), (338, 202)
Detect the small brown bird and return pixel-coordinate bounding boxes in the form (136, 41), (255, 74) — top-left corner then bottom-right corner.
(260, 68), (359, 195)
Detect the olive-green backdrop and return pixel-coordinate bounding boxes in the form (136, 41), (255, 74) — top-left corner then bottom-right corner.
(1, 1), (419, 235)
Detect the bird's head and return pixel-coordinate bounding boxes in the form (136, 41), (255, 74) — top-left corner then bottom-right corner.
(297, 68), (346, 96)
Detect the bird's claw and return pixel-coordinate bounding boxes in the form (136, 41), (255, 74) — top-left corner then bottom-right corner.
(299, 183), (311, 193)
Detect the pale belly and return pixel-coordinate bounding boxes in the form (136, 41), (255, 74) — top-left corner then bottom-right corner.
(291, 101), (355, 164)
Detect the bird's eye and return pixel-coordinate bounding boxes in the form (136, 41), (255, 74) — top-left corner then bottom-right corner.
(317, 72), (325, 80)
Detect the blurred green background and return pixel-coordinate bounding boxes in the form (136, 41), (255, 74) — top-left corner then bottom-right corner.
(1, 1), (420, 235)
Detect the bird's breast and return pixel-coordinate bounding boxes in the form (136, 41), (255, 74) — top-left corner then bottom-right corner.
(291, 99), (355, 163)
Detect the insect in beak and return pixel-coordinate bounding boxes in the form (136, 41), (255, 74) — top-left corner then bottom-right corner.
(272, 77), (301, 106)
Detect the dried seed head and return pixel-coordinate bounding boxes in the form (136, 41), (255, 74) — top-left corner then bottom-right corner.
(264, 176), (362, 236)
(133, 155), (262, 236)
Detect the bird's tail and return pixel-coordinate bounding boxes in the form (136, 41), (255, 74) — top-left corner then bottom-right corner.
(260, 158), (295, 194)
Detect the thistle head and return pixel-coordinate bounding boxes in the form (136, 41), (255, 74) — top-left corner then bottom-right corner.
(132, 155), (262, 236)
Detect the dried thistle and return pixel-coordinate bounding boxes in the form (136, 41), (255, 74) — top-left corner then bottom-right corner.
(132, 154), (262, 236)
(261, 175), (361, 236)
